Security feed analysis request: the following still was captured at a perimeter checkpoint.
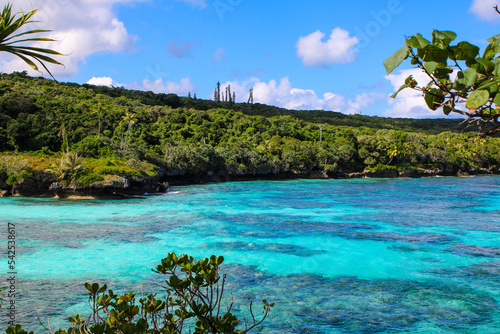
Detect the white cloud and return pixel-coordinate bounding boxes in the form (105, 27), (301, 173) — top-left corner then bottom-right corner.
(384, 68), (445, 118)
(128, 77), (196, 96)
(327, 92), (387, 115)
(0, 0), (140, 77)
(86, 76), (124, 87)
(174, 0), (207, 8)
(216, 77), (383, 113)
(296, 28), (359, 67)
(469, 0), (500, 22)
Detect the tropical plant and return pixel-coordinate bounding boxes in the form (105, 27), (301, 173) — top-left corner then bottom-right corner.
(7, 253), (273, 334)
(0, 3), (64, 79)
(92, 102), (103, 139)
(45, 152), (83, 186)
(121, 111), (136, 151)
(384, 28), (500, 137)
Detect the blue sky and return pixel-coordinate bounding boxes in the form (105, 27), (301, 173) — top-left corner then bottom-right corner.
(2, 0), (500, 118)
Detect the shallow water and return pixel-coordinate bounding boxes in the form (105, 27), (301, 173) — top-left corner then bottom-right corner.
(1, 176), (500, 333)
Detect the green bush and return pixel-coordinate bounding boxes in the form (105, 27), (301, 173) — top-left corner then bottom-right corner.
(5, 169), (34, 185)
(71, 137), (113, 158)
(94, 165), (143, 178)
(75, 170), (104, 186)
(7, 253), (273, 334)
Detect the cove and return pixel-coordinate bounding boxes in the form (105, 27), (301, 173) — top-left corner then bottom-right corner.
(1, 176), (500, 333)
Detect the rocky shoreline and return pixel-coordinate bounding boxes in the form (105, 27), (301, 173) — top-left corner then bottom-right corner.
(0, 166), (497, 199)
(0, 171), (169, 199)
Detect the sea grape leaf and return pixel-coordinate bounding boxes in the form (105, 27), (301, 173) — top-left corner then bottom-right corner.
(423, 45), (448, 64)
(466, 90), (490, 109)
(457, 41), (480, 59)
(483, 44), (496, 60)
(494, 92), (500, 108)
(487, 34), (500, 55)
(443, 104), (452, 115)
(384, 45), (410, 74)
(463, 68), (478, 87)
(493, 58), (500, 78)
(391, 84), (409, 99)
(406, 34), (430, 49)
(433, 30), (457, 45)
(476, 58), (495, 74)
(424, 61), (439, 74)
(424, 88), (444, 110)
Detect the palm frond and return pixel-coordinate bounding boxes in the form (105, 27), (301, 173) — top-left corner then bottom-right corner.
(0, 3), (65, 80)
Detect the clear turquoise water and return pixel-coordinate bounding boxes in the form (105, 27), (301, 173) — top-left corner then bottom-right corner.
(1, 176), (500, 333)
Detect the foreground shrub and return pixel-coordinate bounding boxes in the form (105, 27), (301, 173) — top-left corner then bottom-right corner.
(6, 253), (273, 334)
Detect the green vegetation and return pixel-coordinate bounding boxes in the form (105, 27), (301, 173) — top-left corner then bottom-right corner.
(1, 72), (499, 193)
(385, 29), (500, 137)
(6, 253), (273, 334)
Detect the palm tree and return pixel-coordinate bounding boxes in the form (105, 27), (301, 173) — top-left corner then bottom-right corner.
(92, 102), (103, 139)
(121, 112), (137, 151)
(0, 3), (64, 79)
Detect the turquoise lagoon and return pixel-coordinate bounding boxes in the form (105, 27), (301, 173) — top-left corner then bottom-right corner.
(1, 176), (500, 333)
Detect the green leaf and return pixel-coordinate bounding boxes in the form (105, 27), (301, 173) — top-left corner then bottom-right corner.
(383, 45), (410, 74)
(423, 45), (448, 64)
(483, 44), (496, 60)
(493, 93), (500, 107)
(487, 34), (500, 55)
(424, 89), (444, 110)
(391, 83), (409, 98)
(476, 58), (495, 74)
(464, 68), (478, 86)
(443, 104), (452, 115)
(433, 30), (457, 45)
(423, 61), (439, 74)
(487, 34), (500, 44)
(406, 34), (430, 49)
(466, 90), (490, 109)
(457, 41), (480, 58)
(98, 284), (107, 293)
(493, 59), (500, 78)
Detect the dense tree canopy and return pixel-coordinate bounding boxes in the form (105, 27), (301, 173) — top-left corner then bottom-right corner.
(1, 73), (499, 185)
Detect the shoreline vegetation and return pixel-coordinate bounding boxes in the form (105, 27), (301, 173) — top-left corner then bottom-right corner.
(1, 72), (500, 199)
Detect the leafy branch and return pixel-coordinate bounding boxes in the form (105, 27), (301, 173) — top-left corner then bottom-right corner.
(7, 253), (273, 334)
(384, 29), (500, 137)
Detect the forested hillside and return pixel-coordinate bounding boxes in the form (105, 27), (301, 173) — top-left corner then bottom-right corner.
(1, 72), (499, 197)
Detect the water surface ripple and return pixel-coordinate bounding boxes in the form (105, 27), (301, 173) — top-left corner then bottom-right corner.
(1, 176), (499, 333)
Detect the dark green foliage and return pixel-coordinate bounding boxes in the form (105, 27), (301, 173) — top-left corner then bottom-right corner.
(6, 253), (273, 334)
(5, 169), (33, 185)
(75, 169), (104, 186)
(1, 73), (500, 178)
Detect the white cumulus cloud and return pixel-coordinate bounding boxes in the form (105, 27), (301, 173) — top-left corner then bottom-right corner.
(296, 28), (359, 67)
(469, 0), (500, 22)
(216, 77), (384, 114)
(86, 77), (124, 87)
(0, 0), (140, 77)
(384, 68), (446, 118)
